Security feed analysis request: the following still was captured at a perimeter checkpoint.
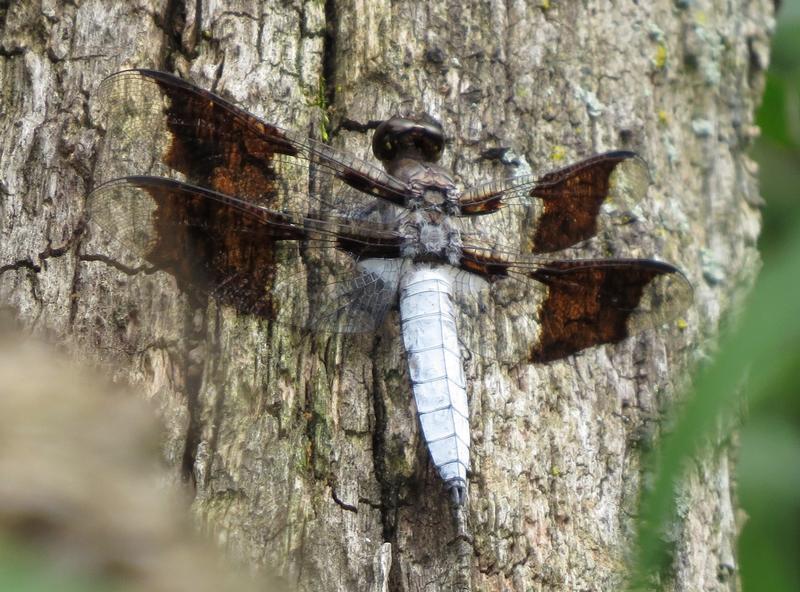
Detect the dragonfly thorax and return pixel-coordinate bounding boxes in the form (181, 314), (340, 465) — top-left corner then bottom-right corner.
(400, 211), (462, 265)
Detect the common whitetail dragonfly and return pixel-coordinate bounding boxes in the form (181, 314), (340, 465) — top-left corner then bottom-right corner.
(88, 69), (691, 507)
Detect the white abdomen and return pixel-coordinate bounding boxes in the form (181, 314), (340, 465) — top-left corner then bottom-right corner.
(399, 265), (470, 505)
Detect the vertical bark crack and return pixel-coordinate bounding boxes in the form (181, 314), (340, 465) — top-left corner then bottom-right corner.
(193, 0), (202, 55)
(161, 0), (188, 70)
(322, 0), (337, 110)
(181, 302), (213, 488)
(368, 338), (406, 591)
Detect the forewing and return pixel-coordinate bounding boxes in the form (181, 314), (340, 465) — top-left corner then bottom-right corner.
(457, 249), (692, 363)
(458, 152), (650, 254)
(93, 68), (409, 218)
(85, 176), (404, 333)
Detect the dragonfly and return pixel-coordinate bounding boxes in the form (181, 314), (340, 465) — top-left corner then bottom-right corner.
(87, 69), (692, 507)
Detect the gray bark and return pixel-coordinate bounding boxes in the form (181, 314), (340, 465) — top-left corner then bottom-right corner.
(0, 1), (773, 591)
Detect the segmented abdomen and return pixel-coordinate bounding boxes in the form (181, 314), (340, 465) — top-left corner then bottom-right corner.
(399, 266), (470, 504)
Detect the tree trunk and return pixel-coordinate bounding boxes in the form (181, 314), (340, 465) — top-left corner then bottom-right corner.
(0, 1), (773, 591)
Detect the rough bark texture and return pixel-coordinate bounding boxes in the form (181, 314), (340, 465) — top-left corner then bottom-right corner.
(0, 1), (773, 591)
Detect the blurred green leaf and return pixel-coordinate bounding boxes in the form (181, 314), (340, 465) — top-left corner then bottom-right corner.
(0, 538), (116, 592)
(627, 212), (800, 590)
(758, 74), (797, 147)
(738, 419), (800, 591)
(738, 419), (800, 507)
(753, 139), (800, 250)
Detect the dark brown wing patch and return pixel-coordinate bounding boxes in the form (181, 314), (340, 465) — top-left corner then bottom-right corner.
(153, 74), (298, 202)
(530, 152), (647, 253)
(458, 252), (509, 281)
(458, 249), (691, 363)
(88, 176), (299, 318)
(94, 69), (410, 209)
(87, 176), (402, 320)
(459, 152), (650, 254)
(527, 259), (690, 362)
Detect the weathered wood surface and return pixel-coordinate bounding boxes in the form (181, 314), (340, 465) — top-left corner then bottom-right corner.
(0, 1), (773, 590)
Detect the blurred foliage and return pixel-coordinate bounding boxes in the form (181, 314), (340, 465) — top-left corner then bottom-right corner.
(755, 1), (800, 258)
(0, 538), (112, 592)
(740, 2), (800, 589)
(629, 208), (800, 591)
(631, 2), (800, 590)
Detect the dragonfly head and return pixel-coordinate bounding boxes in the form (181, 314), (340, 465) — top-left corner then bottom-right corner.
(372, 114), (445, 164)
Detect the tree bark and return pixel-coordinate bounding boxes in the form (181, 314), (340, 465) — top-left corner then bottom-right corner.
(0, 1), (773, 591)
